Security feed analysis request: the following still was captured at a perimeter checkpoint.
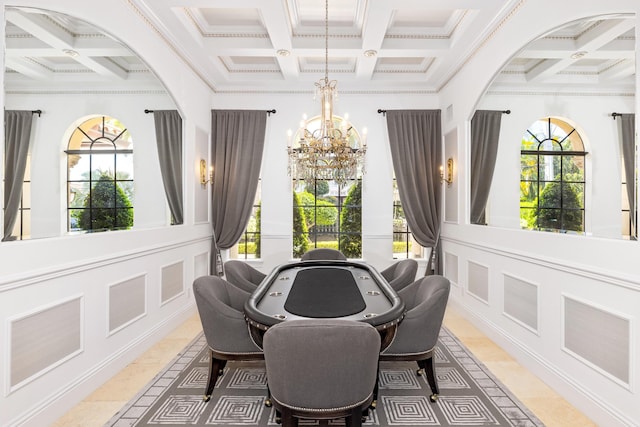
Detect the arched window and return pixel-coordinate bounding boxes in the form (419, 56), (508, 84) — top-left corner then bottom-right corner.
(520, 117), (586, 233)
(66, 116), (134, 232)
(291, 115), (363, 258)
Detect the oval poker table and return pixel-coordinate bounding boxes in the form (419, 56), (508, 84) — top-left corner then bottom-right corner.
(244, 259), (405, 349)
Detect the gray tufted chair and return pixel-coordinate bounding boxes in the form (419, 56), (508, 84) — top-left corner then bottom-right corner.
(224, 260), (266, 293)
(380, 275), (450, 402)
(193, 276), (264, 402)
(380, 259), (418, 291)
(300, 248), (347, 261)
(263, 319), (380, 427)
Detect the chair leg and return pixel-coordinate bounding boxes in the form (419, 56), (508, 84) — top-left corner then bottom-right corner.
(218, 359), (228, 375)
(346, 406), (363, 427)
(421, 357), (439, 402)
(203, 350), (225, 402)
(371, 367), (379, 409)
(265, 384), (273, 407)
(280, 408), (297, 427)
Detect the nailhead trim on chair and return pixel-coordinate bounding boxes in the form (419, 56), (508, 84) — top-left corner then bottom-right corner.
(271, 393), (373, 413)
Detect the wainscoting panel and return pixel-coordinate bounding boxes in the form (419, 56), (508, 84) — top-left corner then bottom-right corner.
(445, 252), (459, 285)
(563, 296), (630, 385)
(467, 261), (489, 303)
(503, 274), (538, 332)
(161, 261), (184, 304)
(194, 252), (209, 279)
(9, 296), (83, 390)
(109, 275), (146, 334)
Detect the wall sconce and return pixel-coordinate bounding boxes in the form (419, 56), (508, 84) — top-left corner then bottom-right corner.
(200, 159), (213, 185)
(440, 158), (454, 186)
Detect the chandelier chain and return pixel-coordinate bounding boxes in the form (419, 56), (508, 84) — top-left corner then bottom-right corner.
(286, 0), (367, 187)
(324, 0), (328, 82)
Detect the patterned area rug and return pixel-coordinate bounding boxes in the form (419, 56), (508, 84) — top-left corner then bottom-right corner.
(106, 327), (544, 426)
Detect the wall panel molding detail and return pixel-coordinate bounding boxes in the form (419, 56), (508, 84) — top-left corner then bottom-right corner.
(108, 275), (147, 335)
(443, 236), (639, 292)
(503, 274), (539, 333)
(161, 261), (184, 304)
(445, 251), (459, 285)
(194, 252), (209, 279)
(0, 236), (210, 293)
(8, 296), (83, 393)
(467, 260), (489, 303)
(562, 295), (631, 387)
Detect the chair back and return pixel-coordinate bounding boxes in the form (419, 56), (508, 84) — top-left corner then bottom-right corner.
(382, 275), (450, 355)
(301, 248), (347, 260)
(263, 319), (379, 411)
(193, 276), (261, 354)
(382, 259), (418, 291)
(224, 260), (266, 292)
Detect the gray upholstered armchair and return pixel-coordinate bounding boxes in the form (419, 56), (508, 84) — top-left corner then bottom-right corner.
(380, 258), (418, 291)
(300, 248), (347, 260)
(263, 319), (380, 427)
(380, 275), (450, 402)
(193, 276), (264, 402)
(224, 260), (266, 293)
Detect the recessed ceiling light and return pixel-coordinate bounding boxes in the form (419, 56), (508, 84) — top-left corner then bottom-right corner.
(570, 51), (587, 60)
(63, 49), (79, 57)
(364, 49), (377, 58)
(277, 49), (290, 57)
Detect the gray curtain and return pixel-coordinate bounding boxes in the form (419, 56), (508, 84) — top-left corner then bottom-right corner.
(3, 111), (34, 241)
(619, 113), (636, 236)
(386, 110), (442, 274)
(210, 110), (267, 275)
(153, 110), (183, 225)
(470, 110), (503, 225)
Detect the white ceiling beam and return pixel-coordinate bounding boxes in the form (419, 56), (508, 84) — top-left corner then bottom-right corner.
(5, 9), (75, 48)
(5, 57), (53, 80)
(357, 3), (393, 79)
(260, 0), (298, 80)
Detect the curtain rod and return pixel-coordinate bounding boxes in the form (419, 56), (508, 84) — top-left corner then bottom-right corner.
(611, 112), (623, 120)
(146, 109), (277, 115)
(377, 108), (510, 117)
(32, 109), (42, 117)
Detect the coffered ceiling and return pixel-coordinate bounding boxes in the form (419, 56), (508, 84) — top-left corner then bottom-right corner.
(3, 0), (636, 95)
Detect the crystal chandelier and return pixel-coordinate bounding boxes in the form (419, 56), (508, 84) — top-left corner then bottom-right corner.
(287, 0), (366, 187)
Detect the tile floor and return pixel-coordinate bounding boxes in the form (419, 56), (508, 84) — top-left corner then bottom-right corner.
(53, 306), (595, 427)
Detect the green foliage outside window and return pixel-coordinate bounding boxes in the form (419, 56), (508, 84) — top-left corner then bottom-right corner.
(305, 180), (329, 197)
(76, 173), (133, 231)
(292, 192), (310, 257)
(298, 191), (338, 228)
(339, 180), (362, 258)
(536, 180), (583, 232)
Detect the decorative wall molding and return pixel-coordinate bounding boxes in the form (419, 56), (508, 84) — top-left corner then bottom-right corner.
(443, 236), (640, 292)
(0, 236), (210, 293)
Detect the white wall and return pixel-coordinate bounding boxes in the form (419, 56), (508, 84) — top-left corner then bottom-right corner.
(0, 1), (213, 426)
(440, 1), (640, 425)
